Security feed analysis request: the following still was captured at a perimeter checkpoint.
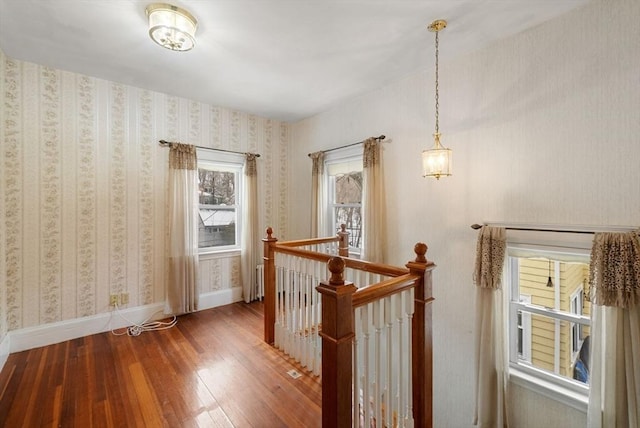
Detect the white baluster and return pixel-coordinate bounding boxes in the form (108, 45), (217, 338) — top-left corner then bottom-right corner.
(373, 299), (384, 427)
(395, 291), (404, 426)
(405, 287), (415, 427)
(353, 306), (361, 428)
(385, 295), (394, 428)
(361, 305), (371, 428)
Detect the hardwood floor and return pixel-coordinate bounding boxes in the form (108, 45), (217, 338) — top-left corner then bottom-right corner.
(0, 302), (322, 427)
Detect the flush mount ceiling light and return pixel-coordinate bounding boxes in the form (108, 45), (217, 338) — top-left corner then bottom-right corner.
(422, 19), (452, 180)
(146, 3), (197, 51)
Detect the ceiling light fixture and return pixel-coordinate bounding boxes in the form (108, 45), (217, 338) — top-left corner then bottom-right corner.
(146, 3), (197, 52)
(422, 19), (452, 180)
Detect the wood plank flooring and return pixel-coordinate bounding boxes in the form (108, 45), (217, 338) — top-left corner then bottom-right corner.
(0, 302), (322, 427)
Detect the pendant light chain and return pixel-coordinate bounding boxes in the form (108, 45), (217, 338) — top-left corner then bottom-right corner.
(434, 30), (440, 135)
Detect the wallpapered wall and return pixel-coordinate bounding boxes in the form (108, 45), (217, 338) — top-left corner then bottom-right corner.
(0, 47), (6, 341)
(289, 0), (639, 426)
(1, 49), (289, 331)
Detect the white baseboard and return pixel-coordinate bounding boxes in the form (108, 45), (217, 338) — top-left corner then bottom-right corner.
(199, 286), (243, 310)
(0, 333), (10, 372)
(7, 287), (244, 355)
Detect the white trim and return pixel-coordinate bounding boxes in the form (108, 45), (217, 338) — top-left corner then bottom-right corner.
(199, 249), (241, 259)
(9, 302), (163, 353)
(519, 295), (532, 363)
(199, 287), (243, 310)
(510, 366), (588, 413)
(6, 288), (243, 354)
(323, 145), (362, 162)
(197, 148), (244, 164)
(570, 288), (585, 361)
(0, 334), (9, 372)
(554, 261), (560, 374)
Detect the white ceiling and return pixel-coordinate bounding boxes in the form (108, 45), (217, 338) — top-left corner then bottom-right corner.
(0, 0), (590, 122)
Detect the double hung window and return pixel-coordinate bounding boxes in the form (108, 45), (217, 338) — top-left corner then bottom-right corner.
(324, 148), (363, 254)
(197, 150), (243, 252)
(506, 233), (592, 407)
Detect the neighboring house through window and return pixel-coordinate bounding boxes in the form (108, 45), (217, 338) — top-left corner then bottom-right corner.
(506, 232), (592, 409)
(197, 150), (243, 252)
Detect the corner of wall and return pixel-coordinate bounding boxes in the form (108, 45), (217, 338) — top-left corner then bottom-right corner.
(0, 333), (9, 372)
(0, 44), (8, 345)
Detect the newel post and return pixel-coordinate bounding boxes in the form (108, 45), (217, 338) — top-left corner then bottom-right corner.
(406, 242), (436, 428)
(316, 256), (357, 428)
(337, 223), (350, 257)
(262, 227), (278, 344)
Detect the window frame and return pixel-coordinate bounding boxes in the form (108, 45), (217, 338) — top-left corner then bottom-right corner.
(505, 235), (591, 411)
(570, 287), (585, 363)
(196, 149), (244, 255)
(323, 146), (363, 256)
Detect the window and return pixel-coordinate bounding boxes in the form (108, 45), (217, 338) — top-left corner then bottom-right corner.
(570, 287), (588, 362)
(324, 148), (363, 254)
(507, 238), (591, 406)
(197, 150), (243, 252)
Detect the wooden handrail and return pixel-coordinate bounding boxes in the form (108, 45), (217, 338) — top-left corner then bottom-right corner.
(272, 242), (408, 277)
(277, 236), (340, 247)
(270, 244), (334, 263)
(351, 272), (420, 308)
(340, 257), (409, 278)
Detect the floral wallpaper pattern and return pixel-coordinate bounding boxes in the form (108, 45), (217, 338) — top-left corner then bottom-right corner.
(138, 90), (154, 306)
(77, 76), (97, 316)
(4, 58), (22, 330)
(1, 53), (290, 331)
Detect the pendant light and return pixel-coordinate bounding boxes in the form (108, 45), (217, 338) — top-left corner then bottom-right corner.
(422, 19), (452, 180)
(546, 259), (554, 288)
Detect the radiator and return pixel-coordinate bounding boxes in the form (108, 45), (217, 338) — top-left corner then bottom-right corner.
(256, 264), (264, 300)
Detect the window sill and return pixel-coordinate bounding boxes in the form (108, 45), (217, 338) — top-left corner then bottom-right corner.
(509, 366), (588, 413)
(199, 248), (241, 260)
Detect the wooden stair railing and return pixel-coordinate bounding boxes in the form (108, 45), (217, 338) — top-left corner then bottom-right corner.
(262, 225), (349, 344)
(262, 228), (435, 428)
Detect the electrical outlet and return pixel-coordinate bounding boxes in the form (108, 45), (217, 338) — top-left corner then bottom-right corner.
(120, 292), (129, 305)
(110, 294), (119, 306)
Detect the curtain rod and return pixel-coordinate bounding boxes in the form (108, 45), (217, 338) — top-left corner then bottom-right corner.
(307, 134), (386, 157)
(159, 140), (261, 157)
(470, 222), (638, 235)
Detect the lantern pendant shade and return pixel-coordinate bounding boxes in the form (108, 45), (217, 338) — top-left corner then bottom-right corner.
(146, 3), (197, 51)
(422, 133), (452, 179)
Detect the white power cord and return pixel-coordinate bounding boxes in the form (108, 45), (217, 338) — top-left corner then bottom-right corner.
(110, 303), (177, 337)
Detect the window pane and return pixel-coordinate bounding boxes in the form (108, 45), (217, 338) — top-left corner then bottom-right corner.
(519, 312), (589, 385)
(332, 172), (362, 204)
(516, 258), (590, 313)
(333, 206), (361, 248)
(198, 167), (237, 248)
(198, 169), (235, 205)
(198, 208), (236, 248)
(510, 255), (590, 387)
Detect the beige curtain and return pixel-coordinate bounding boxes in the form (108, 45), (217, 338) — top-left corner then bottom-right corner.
(310, 151), (325, 237)
(241, 154), (259, 303)
(361, 138), (386, 262)
(473, 226), (508, 428)
(588, 231), (640, 428)
(166, 143), (199, 315)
